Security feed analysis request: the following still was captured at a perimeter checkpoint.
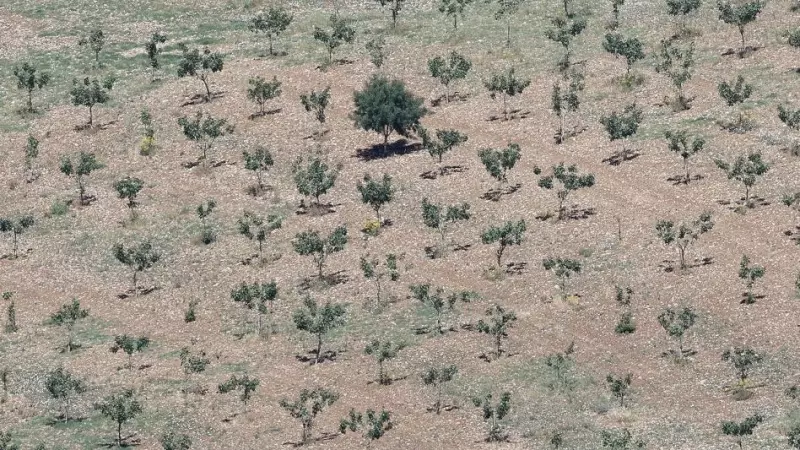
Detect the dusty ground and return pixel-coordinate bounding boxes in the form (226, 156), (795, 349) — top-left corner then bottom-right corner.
(1, 0), (800, 448)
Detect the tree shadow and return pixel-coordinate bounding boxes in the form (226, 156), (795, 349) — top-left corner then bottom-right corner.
(180, 91), (226, 107)
(0, 248), (33, 261)
(45, 415), (88, 426)
(602, 149), (640, 166)
(296, 349), (339, 365)
(659, 256), (714, 273)
(303, 129), (330, 140)
(248, 108), (282, 120)
(660, 349), (698, 359)
(784, 226), (800, 245)
(316, 59), (356, 71)
(480, 183), (521, 201)
(721, 46), (762, 58)
(553, 125), (587, 144)
(74, 120), (117, 132)
(298, 270), (349, 291)
(426, 404), (460, 414)
(740, 293), (766, 304)
(99, 434), (141, 448)
(478, 350), (515, 363)
(117, 285), (160, 299)
(565, 207), (596, 220)
(180, 158), (232, 169)
(295, 201), (339, 217)
(487, 109), (531, 122)
(430, 91), (470, 107)
(505, 261), (527, 275)
(366, 375), (409, 386)
(667, 174), (704, 185)
(420, 165), (467, 180)
(284, 432), (339, 447)
(354, 139), (422, 161)
(715, 196), (770, 211)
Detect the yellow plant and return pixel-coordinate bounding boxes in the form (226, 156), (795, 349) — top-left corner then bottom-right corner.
(139, 135), (155, 155)
(363, 219), (381, 236)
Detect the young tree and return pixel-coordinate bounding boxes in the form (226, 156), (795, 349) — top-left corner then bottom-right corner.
(718, 75), (754, 132)
(114, 176), (144, 214)
(722, 414), (763, 450)
(249, 7), (294, 56)
(45, 367), (86, 422)
(778, 104), (800, 132)
(545, 16), (587, 73)
(788, 424), (800, 449)
(300, 87), (331, 137)
(357, 173), (394, 224)
(422, 365), (458, 414)
(0, 431), (19, 450)
(655, 212), (714, 270)
(69, 76), (115, 127)
(352, 74), (427, 152)
(4, 294), (17, 334)
(112, 240), (161, 293)
(292, 226), (348, 279)
(218, 374), (260, 413)
(471, 391), (511, 442)
(176, 44), (224, 101)
(544, 342), (577, 393)
(375, 0), (405, 29)
(609, 0), (626, 28)
(313, 15), (356, 64)
(537, 163), (595, 220)
(495, 0), (525, 46)
(657, 307), (697, 357)
(601, 428), (645, 449)
(279, 388), (339, 445)
(60, 152), (103, 205)
(0, 215), (34, 258)
(428, 51), (472, 103)
(339, 409), (393, 447)
(23, 134), (39, 180)
(477, 304), (517, 359)
(360, 253), (399, 307)
(603, 33), (645, 76)
(481, 219), (526, 268)
(230, 281), (278, 336)
(416, 126), (468, 170)
(160, 431), (192, 450)
(722, 346), (762, 384)
(655, 39), (695, 110)
(421, 198), (470, 250)
(237, 212), (282, 261)
(13, 63), (50, 112)
(78, 29), (105, 65)
(144, 32), (167, 81)
(479, 144), (521, 185)
(600, 103), (643, 154)
(177, 112), (234, 166)
(667, 0), (702, 37)
(664, 130), (705, 182)
(179, 347), (210, 377)
(242, 146), (274, 193)
(110, 335), (150, 370)
(292, 155), (340, 206)
(606, 373), (632, 407)
(196, 199), (217, 244)
(439, 0), (472, 29)
(139, 109), (156, 155)
(247, 76), (282, 117)
(95, 389), (142, 447)
(483, 68), (531, 120)
(543, 258), (582, 300)
(717, 0), (765, 55)
(293, 295), (347, 364)
(738, 255), (765, 304)
(365, 35), (387, 69)
(551, 70), (585, 144)
(714, 152), (769, 206)
(364, 340), (407, 385)
(49, 299), (89, 352)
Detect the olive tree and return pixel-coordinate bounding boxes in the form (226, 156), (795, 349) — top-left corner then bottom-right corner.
(410, 284), (476, 334)
(293, 295), (347, 364)
(655, 39), (695, 110)
(231, 281), (278, 336)
(722, 346), (762, 384)
(59, 152), (104, 205)
(218, 375), (260, 413)
(655, 212), (714, 270)
(114, 176), (144, 213)
(479, 144), (521, 185)
(428, 51), (471, 103)
(481, 219), (526, 268)
(249, 7), (293, 56)
(361, 254), (399, 307)
(78, 29), (105, 65)
(545, 16), (587, 73)
(717, 0), (765, 55)
(738, 255), (765, 304)
(722, 414), (763, 450)
(176, 44), (224, 101)
(177, 112), (234, 167)
(477, 304), (517, 359)
(658, 307), (697, 358)
(110, 335), (150, 370)
(421, 198), (470, 250)
(471, 391), (511, 441)
(600, 103), (643, 157)
(483, 68), (530, 120)
(313, 15), (356, 64)
(95, 389), (142, 447)
(357, 173), (394, 224)
(495, 0), (525, 46)
(417, 126), (468, 172)
(112, 241), (161, 293)
(664, 130), (705, 182)
(292, 155), (341, 206)
(242, 146), (274, 193)
(339, 409), (393, 447)
(45, 367), (86, 422)
(551, 70), (584, 144)
(13, 63), (50, 112)
(537, 163), (595, 220)
(300, 87), (331, 137)
(69, 76), (115, 127)
(237, 212), (282, 261)
(365, 340), (407, 385)
(439, 0), (472, 29)
(49, 299), (89, 352)
(667, 0), (702, 37)
(718, 75), (754, 132)
(0, 215), (34, 258)
(606, 373), (633, 407)
(292, 226), (348, 279)
(247, 76), (282, 117)
(352, 74), (427, 152)
(542, 258), (582, 301)
(375, 0), (406, 29)
(778, 104), (800, 132)
(279, 388), (339, 445)
(422, 365), (458, 414)
(602, 33), (645, 75)
(144, 32), (167, 81)
(714, 152), (769, 206)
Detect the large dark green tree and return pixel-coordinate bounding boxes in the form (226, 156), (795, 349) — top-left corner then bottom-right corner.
(352, 74), (426, 152)
(481, 220), (526, 268)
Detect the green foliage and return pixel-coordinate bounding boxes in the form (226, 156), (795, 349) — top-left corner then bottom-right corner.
(600, 103), (642, 141)
(790, 28), (800, 48)
(544, 342), (577, 393)
(4, 300), (16, 334)
(231, 281), (278, 336)
(112, 240), (161, 291)
(177, 44), (224, 101)
(537, 163), (595, 220)
(655, 39), (695, 109)
(247, 76), (282, 115)
(476, 304), (517, 359)
(655, 212), (714, 270)
(721, 413), (763, 449)
(184, 300), (198, 323)
(292, 154), (340, 205)
(610, 0), (626, 27)
(13, 63), (50, 112)
(375, 0), (406, 28)
(481, 219), (526, 268)
(179, 347), (210, 375)
(543, 258), (582, 300)
(364, 340), (407, 385)
(177, 112), (234, 165)
(606, 373), (632, 407)
(0, 431), (19, 450)
(722, 346), (762, 383)
(778, 104), (800, 130)
(494, 0), (525, 46)
(365, 35), (388, 69)
(718, 75), (753, 107)
(357, 173), (395, 223)
(160, 431), (192, 450)
(249, 7), (293, 56)
(417, 126), (468, 166)
(60, 152), (104, 205)
(439, 0), (472, 29)
(352, 74), (427, 150)
(717, 0), (765, 51)
(361, 253), (399, 307)
(293, 226), (348, 279)
(45, 367), (87, 422)
(421, 365), (458, 414)
(471, 391), (511, 442)
(144, 32), (167, 80)
(110, 335), (150, 369)
(300, 87), (331, 126)
(293, 296), (347, 363)
(280, 388), (339, 444)
(69, 76), (115, 126)
(616, 285), (635, 307)
(140, 109), (156, 155)
(788, 424), (800, 449)
(545, 16), (587, 63)
(49, 299), (89, 352)
(421, 198), (470, 246)
(483, 68), (530, 120)
(478, 143), (521, 184)
(551, 70), (584, 143)
(738, 255), (765, 304)
(0, 215), (34, 258)
(658, 307), (697, 356)
(218, 374), (260, 410)
(114, 176), (144, 210)
(78, 29), (105, 64)
(601, 428), (645, 449)
(95, 389), (142, 446)
(667, 0), (702, 15)
(410, 284), (474, 334)
(49, 199), (69, 217)
(428, 51), (472, 103)
(615, 312), (636, 334)
(24, 134), (39, 172)
(237, 212), (282, 259)
(313, 15), (356, 64)
(664, 130), (705, 181)
(196, 199), (217, 244)
(243, 146), (274, 192)
(603, 33), (644, 74)
(714, 152), (769, 206)
(339, 408), (393, 444)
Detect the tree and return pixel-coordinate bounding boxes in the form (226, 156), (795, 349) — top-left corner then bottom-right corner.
(476, 304), (517, 359)
(280, 388), (339, 445)
(179, 347), (210, 376)
(722, 414), (763, 450)
(23, 134), (39, 179)
(361, 253), (399, 307)
(4, 293), (17, 334)
(738, 255), (765, 304)
(664, 130), (704, 182)
(364, 340), (407, 385)
(144, 32), (167, 81)
(421, 198), (470, 250)
(112, 241), (161, 293)
(49, 299), (89, 352)
(110, 335), (150, 370)
(609, 0), (626, 28)
(218, 374), (260, 412)
(300, 87), (331, 137)
(714, 152), (769, 206)
(247, 76), (282, 117)
(551, 70), (584, 144)
(177, 44), (224, 101)
(439, 0), (472, 29)
(417, 126), (468, 171)
(495, 0), (525, 46)
(249, 7), (293, 56)
(717, 0), (765, 55)
(544, 342), (577, 393)
(357, 173), (394, 224)
(365, 36), (387, 69)
(655, 39), (695, 110)
(13, 63), (50, 112)
(778, 104), (800, 131)
(602, 32), (645, 83)
(177, 112), (234, 166)
(69, 76), (115, 127)
(45, 367), (86, 422)
(545, 16), (587, 73)
(606, 373), (632, 407)
(79, 29), (105, 65)
(422, 365), (458, 414)
(0, 215), (34, 258)
(479, 144), (521, 185)
(95, 389), (142, 447)
(293, 296), (347, 364)
(481, 220), (526, 268)
(375, 0), (405, 29)
(230, 281), (278, 336)
(718, 75), (754, 131)
(428, 51), (471, 103)
(788, 424), (800, 449)
(657, 307), (697, 357)
(114, 176), (144, 213)
(667, 0), (702, 36)
(339, 409), (393, 447)
(243, 146), (274, 192)
(196, 199), (217, 244)
(601, 428), (645, 449)
(292, 226), (348, 279)
(538, 163), (595, 220)
(722, 346), (762, 384)
(352, 74), (427, 152)
(139, 109), (156, 155)
(543, 258), (582, 300)
(0, 431), (18, 450)
(655, 212), (714, 270)
(471, 391), (511, 442)
(60, 152), (103, 205)
(483, 68), (530, 120)
(600, 103), (643, 153)
(313, 15), (356, 64)
(160, 431), (192, 450)
(237, 212), (282, 260)
(292, 154), (340, 206)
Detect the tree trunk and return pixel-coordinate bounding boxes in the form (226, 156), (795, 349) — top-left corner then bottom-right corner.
(502, 94), (508, 120)
(132, 270), (138, 293)
(12, 232), (18, 258)
(302, 421), (311, 444)
(559, 113), (565, 144)
(506, 19), (511, 47)
(202, 76), (211, 101)
(328, 47), (333, 64)
(378, 360), (385, 384)
(383, 127), (390, 152)
(118, 421), (123, 446)
(391, 9), (397, 29)
(269, 35), (274, 56)
(88, 105), (93, 126)
(678, 246), (686, 269)
(739, 26), (746, 53)
(27, 89), (33, 112)
(453, 15), (457, 30)
(496, 245), (504, 268)
(684, 158), (690, 182)
(495, 333), (502, 357)
(744, 185), (750, 206)
(316, 333), (323, 363)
